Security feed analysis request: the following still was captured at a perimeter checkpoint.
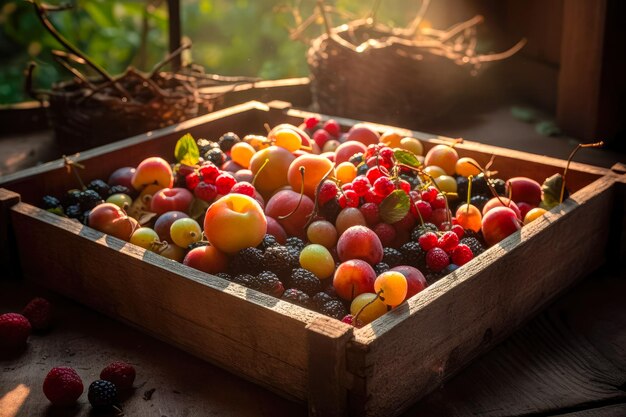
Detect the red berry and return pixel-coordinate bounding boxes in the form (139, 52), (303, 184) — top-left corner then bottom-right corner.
(398, 179), (411, 194)
(22, 297), (52, 331)
(451, 224), (465, 239)
(373, 223), (396, 247)
(413, 200), (433, 222)
(317, 180), (338, 205)
(100, 361), (136, 390)
(379, 146), (394, 161)
(366, 166), (388, 184)
(426, 247), (450, 272)
(418, 232), (438, 251)
(177, 164), (195, 177)
(452, 244), (474, 266)
(185, 172), (201, 191)
(392, 212), (416, 231)
(199, 164), (220, 184)
(43, 367), (84, 406)
(194, 181), (217, 202)
(0, 312), (31, 350)
(215, 173), (236, 194)
(373, 176), (395, 197)
(313, 129), (331, 148)
(431, 194), (447, 210)
(359, 202), (380, 225)
(421, 186), (438, 203)
(338, 189), (359, 208)
(351, 176), (370, 197)
(341, 182), (353, 192)
(341, 314), (363, 328)
(364, 187), (384, 204)
(364, 143), (383, 159)
(438, 231), (459, 253)
(230, 181), (255, 197)
(304, 117), (319, 129)
(323, 119), (341, 137)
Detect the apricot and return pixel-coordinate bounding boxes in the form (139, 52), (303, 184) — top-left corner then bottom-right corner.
(249, 146), (296, 199)
(336, 225), (383, 265)
(131, 157), (173, 191)
(287, 154), (335, 200)
(424, 145), (459, 176)
(399, 137), (424, 156)
(230, 142), (256, 168)
(380, 130), (403, 148)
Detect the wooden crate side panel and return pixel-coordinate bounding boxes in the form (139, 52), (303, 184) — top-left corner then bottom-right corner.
(10, 203), (316, 400)
(351, 176), (615, 417)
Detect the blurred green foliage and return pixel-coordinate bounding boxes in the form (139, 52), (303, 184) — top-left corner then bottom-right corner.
(0, 0), (420, 104)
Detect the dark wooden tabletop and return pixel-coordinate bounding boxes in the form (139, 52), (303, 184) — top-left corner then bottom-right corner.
(1, 264), (624, 417)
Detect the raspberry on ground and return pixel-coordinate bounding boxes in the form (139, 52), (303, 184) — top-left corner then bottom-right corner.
(43, 367), (84, 406)
(88, 380), (117, 410)
(426, 247), (450, 272)
(100, 361), (136, 390)
(0, 312), (31, 350)
(22, 297), (53, 331)
(452, 244), (474, 266)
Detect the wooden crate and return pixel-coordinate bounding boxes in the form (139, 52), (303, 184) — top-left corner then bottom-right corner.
(0, 101), (621, 416)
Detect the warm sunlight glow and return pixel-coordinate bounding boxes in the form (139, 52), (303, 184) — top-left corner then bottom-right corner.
(0, 384), (31, 417)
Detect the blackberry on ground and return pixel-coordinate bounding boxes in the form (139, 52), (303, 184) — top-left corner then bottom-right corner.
(319, 300), (349, 320)
(230, 247), (264, 275)
(218, 132), (240, 152)
(62, 189), (82, 209)
(289, 268), (322, 296)
(196, 138), (219, 156)
(374, 262), (390, 275)
(257, 234), (279, 251)
(470, 195), (490, 211)
(400, 241), (427, 270)
(460, 236), (486, 257)
(263, 245), (297, 277)
(319, 197), (342, 223)
(78, 189), (104, 211)
(87, 380), (117, 410)
(204, 147), (226, 167)
(410, 223), (439, 241)
(42, 195), (61, 210)
(250, 271), (285, 297)
(382, 247), (403, 267)
(281, 288), (310, 307)
(108, 184), (132, 197)
(87, 179), (110, 199)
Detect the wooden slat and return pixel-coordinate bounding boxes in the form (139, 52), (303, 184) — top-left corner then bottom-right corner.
(9, 202), (323, 401)
(347, 176), (616, 416)
(0, 188), (21, 280)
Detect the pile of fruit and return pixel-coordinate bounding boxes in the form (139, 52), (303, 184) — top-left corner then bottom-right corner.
(41, 118), (559, 327)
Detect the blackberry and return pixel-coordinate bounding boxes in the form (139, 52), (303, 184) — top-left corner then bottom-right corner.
(204, 147), (226, 167)
(319, 300), (348, 320)
(289, 268), (322, 296)
(65, 204), (82, 220)
(490, 178), (506, 195)
(82, 210), (91, 225)
(196, 138), (219, 156)
(311, 292), (335, 310)
(383, 247), (403, 267)
(62, 189), (82, 209)
(374, 262), (390, 275)
(456, 176), (469, 201)
(348, 152), (364, 165)
(281, 288), (310, 307)
(285, 237), (305, 252)
(400, 241), (426, 270)
(250, 271), (285, 297)
(460, 236), (486, 257)
(400, 173), (420, 190)
(263, 246), (297, 277)
(108, 184), (132, 197)
(218, 132), (240, 152)
(410, 223), (439, 241)
(319, 197), (342, 223)
(87, 179), (110, 199)
(230, 247), (264, 275)
(78, 189), (104, 211)
(232, 273), (254, 287)
(356, 163), (369, 176)
(257, 234), (280, 251)
(215, 272), (233, 281)
(87, 380), (117, 410)
(471, 174), (489, 196)
(424, 271), (444, 284)
(470, 195), (490, 212)
(42, 195), (61, 210)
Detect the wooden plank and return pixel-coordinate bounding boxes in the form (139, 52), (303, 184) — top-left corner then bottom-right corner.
(307, 316), (354, 417)
(348, 176), (616, 416)
(554, 404), (626, 417)
(557, 0), (607, 140)
(0, 188), (21, 280)
(9, 202), (322, 401)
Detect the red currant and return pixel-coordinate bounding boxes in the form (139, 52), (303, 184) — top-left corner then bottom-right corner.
(313, 129), (331, 148)
(398, 179), (411, 194)
(431, 194), (447, 210)
(451, 224), (465, 239)
(304, 117), (319, 129)
(366, 166), (388, 184)
(317, 180), (338, 205)
(413, 200), (433, 222)
(373, 176), (395, 197)
(421, 186), (438, 203)
(352, 176), (370, 197)
(359, 202), (380, 225)
(364, 187), (384, 204)
(418, 232), (438, 251)
(338, 189), (359, 208)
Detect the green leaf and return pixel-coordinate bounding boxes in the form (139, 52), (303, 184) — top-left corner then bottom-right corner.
(174, 133), (200, 166)
(541, 173), (565, 208)
(535, 121), (562, 137)
(393, 149), (421, 168)
(379, 190), (410, 224)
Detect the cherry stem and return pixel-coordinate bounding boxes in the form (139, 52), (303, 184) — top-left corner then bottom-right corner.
(466, 174), (473, 214)
(353, 289), (384, 325)
(410, 192), (425, 227)
(559, 141), (604, 204)
(467, 160), (509, 208)
(251, 158), (270, 187)
(63, 155), (86, 190)
(278, 166), (306, 220)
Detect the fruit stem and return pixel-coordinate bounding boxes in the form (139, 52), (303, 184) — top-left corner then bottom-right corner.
(63, 155), (86, 190)
(305, 165), (337, 228)
(353, 289), (384, 326)
(467, 160), (509, 208)
(278, 166), (306, 220)
(466, 174), (473, 215)
(560, 141), (604, 204)
(251, 158), (270, 187)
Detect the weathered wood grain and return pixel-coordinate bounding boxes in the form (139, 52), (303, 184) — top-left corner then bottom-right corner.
(0, 188), (20, 280)
(347, 176), (617, 416)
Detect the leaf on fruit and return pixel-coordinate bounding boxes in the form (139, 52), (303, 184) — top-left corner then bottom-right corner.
(189, 198), (210, 223)
(541, 173), (567, 209)
(175, 133), (200, 166)
(379, 190), (410, 224)
(394, 149), (421, 168)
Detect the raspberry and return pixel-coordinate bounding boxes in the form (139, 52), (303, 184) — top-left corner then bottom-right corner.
(22, 297), (53, 331)
(341, 182), (353, 192)
(373, 176), (395, 197)
(412, 200), (433, 222)
(304, 116), (320, 129)
(215, 173), (236, 194)
(338, 189), (359, 208)
(418, 232), (438, 251)
(194, 181), (217, 202)
(359, 202), (380, 225)
(0, 313), (31, 350)
(185, 172), (201, 191)
(88, 380), (117, 410)
(366, 166), (388, 184)
(100, 361), (136, 390)
(199, 164), (220, 184)
(451, 224), (465, 239)
(431, 194), (447, 210)
(43, 367), (84, 406)
(351, 176), (370, 196)
(323, 119), (341, 137)
(317, 180), (338, 206)
(438, 231), (459, 253)
(313, 129), (331, 148)
(426, 248), (450, 272)
(451, 244), (474, 266)
(230, 181), (255, 197)
(364, 143), (383, 159)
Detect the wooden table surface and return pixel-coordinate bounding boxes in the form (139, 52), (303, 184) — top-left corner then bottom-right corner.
(1, 264), (624, 417)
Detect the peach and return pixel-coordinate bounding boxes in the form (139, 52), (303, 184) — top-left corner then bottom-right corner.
(131, 157), (173, 191)
(389, 266), (427, 299)
(204, 194), (267, 254)
(183, 245), (229, 275)
(333, 259), (377, 301)
(336, 225), (383, 265)
(249, 146), (295, 199)
(481, 206), (522, 246)
(269, 123), (312, 147)
(482, 197), (522, 220)
(266, 216), (287, 244)
(380, 130), (403, 148)
(150, 187), (193, 215)
(424, 145), (459, 176)
(334, 140), (367, 165)
(287, 154), (335, 200)
(505, 177), (542, 206)
(264, 189), (315, 240)
(347, 123), (380, 146)
(88, 203), (136, 241)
